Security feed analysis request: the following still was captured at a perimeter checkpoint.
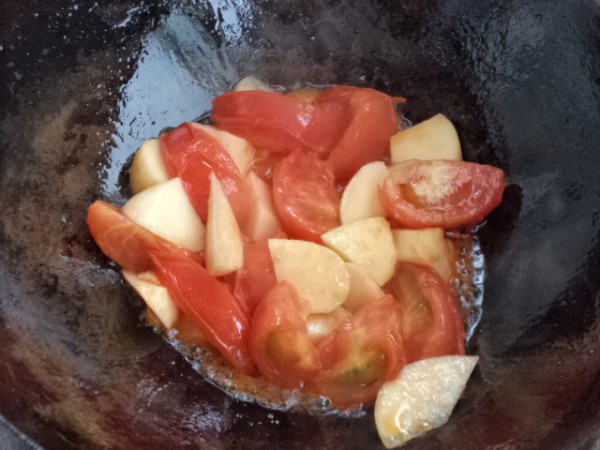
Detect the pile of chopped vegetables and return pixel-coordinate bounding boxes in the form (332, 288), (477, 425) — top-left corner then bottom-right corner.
(88, 77), (505, 447)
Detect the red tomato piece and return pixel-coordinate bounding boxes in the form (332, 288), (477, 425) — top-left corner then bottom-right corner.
(379, 159), (506, 228)
(250, 148), (284, 184)
(309, 295), (406, 407)
(211, 91), (347, 158)
(315, 85), (358, 108)
(232, 240), (278, 316)
(249, 281), (320, 388)
(325, 88), (398, 182)
(272, 150), (341, 242)
(87, 200), (201, 272)
(149, 251), (256, 375)
(390, 262), (465, 363)
(160, 122), (247, 223)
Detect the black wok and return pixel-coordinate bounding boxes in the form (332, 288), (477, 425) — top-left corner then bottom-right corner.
(1, 0), (600, 448)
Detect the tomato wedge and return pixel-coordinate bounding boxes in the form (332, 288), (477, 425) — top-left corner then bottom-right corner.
(232, 239), (278, 316)
(87, 200), (201, 272)
(212, 91), (348, 158)
(310, 295), (406, 406)
(160, 122), (247, 223)
(249, 281), (320, 388)
(379, 159), (506, 228)
(324, 88), (399, 182)
(150, 251), (256, 375)
(390, 262), (465, 363)
(272, 150), (340, 242)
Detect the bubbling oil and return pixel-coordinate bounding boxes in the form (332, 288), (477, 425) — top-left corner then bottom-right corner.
(142, 226), (484, 416)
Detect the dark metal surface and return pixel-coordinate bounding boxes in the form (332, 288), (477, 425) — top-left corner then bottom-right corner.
(1, 0), (600, 449)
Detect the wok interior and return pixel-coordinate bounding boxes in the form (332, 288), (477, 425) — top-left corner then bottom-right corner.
(1, 0), (599, 448)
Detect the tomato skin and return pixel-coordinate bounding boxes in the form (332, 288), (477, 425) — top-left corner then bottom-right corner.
(325, 88), (398, 182)
(309, 295), (406, 407)
(160, 123), (247, 223)
(212, 91), (347, 158)
(379, 159), (506, 228)
(211, 91), (345, 157)
(149, 251), (256, 375)
(390, 262), (465, 363)
(272, 150), (341, 242)
(249, 281), (320, 388)
(87, 200), (201, 272)
(232, 239), (278, 316)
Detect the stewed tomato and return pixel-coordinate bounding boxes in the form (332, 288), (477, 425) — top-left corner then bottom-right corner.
(87, 200), (201, 272)
(150, 250), (256, 375)
(323, 88), (399, 182)
(249, 281), (320, 388)
(272, 150), (340, 242)
(390, 262), (465, 363)
(309, 295), (406, 406)
(211, 91), (348, 158)
(379, 159), (506, 228)
(232, 239), (278, 316)
(160, 122), (247, 223)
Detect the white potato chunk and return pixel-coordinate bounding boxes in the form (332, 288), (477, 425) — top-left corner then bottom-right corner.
(375, 356), (479, 448)
(122, 270), (179, 329)
(340, 161), (389, 225)
(392, 228), (456, 281)
(343, 262), (386, 313)
(129, 138), (170, 194)
(122, 178), (205, 252)
(321, 217), (396, 286)
(190, 123), (255, 177)
(268, 239), (350, 314)
(206, 172), (244, 276)
(242, 171), (280, 241)
(306, 307), (351, 344)
(233, 76), (273, 92)
(390, 114), (462, 163)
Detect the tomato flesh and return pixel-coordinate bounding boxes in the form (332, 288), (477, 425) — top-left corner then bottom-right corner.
(310, 295), (406, 406)
(160, 123), (247, 223)
(272, 150), (340, 242)
(87, 200), (201, 272)
(212, 91), (347, 158)
(150, 251), (256, 375)
(380, 159), (506, 228)
(390, 262), (465, 363)
(232, 239), (278, 316)
(325, 88), (399, 182)
(250, 281), (320, 388)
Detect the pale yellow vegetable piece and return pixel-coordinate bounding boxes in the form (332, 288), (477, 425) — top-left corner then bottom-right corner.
(242, 171), (281, 241)
(321, 217), (396, 286)
(122, 270), (179, 329)
(122, 178), (205, 252)
(392, 228), (456, 281)
(390, 114), (462, 163)
(306, 307), (351, 344)
(375, 356), (478, 448)
(340, 161), (389, 225)
(233, 76), (273, 92)
(268, 239), (350, 314)
(190, 123), (255, 177)
(129, 138), (170, 194)
(343, 262), (386, 313)
(206, 172), (244, 276)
